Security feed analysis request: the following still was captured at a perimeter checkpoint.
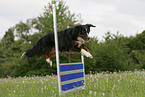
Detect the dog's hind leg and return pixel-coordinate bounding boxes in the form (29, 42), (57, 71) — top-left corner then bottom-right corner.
(45, 57), (52, 66)
(45, 48), (55, 66)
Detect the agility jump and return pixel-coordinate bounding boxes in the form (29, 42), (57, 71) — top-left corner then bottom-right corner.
(21, 0), (95, 95)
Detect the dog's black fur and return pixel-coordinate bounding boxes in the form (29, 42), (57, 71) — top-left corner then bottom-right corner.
(22, 24), (95, 60)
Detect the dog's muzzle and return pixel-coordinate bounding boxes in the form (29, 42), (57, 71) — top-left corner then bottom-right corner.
(85, 36), (90, 43)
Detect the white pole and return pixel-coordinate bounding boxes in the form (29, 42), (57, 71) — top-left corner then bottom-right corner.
(81, 54), (85, 89)
(81, 55), (84, 64)
(52, 0), (61, 95)
(79, 13), (85, 89)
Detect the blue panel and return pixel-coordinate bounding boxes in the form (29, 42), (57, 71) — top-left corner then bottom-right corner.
(61, 72), (84, 82)
(61, 80), (84, 91)
(60, 63), (83, 72)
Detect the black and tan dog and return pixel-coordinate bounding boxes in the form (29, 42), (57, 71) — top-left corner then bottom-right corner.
(21, 24), (96, 66)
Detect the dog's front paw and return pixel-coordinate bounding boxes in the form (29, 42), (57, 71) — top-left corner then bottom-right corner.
(87, 52), (93, 58)
(89, 55), (93, 59)
(46, 58), (53, 66)
(81, 49), (93, 58)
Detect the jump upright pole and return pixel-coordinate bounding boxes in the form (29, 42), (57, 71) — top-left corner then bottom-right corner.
(52, 0), (61, 95)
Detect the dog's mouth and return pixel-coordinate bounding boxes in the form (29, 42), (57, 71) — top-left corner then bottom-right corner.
(85, 40), (89, 43)
(77, 37), (90, 43)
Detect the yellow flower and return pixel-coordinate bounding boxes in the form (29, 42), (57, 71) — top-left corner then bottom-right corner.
(130, 81), (132, 83)
(142, 81), (144, 84)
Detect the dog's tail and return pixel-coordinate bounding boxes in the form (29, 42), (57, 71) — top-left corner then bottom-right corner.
(20, 45), (40, 58)
(20, 52), (26, 59)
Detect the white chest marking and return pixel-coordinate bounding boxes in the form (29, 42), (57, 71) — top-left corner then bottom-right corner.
(77, 37), (85, 47)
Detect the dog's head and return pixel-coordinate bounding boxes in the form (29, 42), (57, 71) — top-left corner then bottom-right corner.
(72, 24), (96, 43)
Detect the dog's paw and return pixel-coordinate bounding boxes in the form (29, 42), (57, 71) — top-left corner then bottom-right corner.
(46, 58), (53, 66)
(81, 49), (93, 58)
(87, 53), (93, 58)
(90, 55), (93, 59)
(49, 61), (52, 66)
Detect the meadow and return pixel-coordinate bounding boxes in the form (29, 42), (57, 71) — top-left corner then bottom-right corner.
(0, 70), (145, 97)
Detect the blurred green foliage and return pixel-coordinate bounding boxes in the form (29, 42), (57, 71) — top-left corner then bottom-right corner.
(0, 0), (145, 77)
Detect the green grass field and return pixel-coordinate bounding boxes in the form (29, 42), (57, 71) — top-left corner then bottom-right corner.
(0, 70), (145, 97)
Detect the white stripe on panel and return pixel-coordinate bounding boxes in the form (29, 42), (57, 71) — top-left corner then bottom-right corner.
(61, 77), (84, 85)
(60, 69), (83, 75)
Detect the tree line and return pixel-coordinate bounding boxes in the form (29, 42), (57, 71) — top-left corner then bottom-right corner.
(0, 0), (145, 77)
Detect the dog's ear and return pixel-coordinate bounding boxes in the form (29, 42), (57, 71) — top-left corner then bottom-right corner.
(86, 24), (96, 27)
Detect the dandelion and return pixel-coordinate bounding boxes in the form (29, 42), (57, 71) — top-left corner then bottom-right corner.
(130, 81), (132, 83)
(142, 81), (144, 84)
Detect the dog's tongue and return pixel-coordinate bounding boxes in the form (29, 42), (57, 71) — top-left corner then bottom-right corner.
(85, 40), (89, 43)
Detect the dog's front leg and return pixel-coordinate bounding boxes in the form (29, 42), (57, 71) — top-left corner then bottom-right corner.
(80, 46), (93, 58)
(81, 49), (93, 58)
(46, 58), (52, 66)
(45, 48), (55, 66)
(80, 45), (90, 52)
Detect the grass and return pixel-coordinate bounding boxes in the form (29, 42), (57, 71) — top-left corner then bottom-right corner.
(0, 70), (145, 97)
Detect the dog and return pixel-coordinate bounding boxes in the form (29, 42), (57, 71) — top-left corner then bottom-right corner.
(21, 24), (96, 66)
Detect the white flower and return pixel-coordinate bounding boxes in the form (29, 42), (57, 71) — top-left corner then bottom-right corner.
(94, 91), (97, 95)
(41, 88), (43, 94)
(89, 91), (92, 94)
(102, 93), (105, 96)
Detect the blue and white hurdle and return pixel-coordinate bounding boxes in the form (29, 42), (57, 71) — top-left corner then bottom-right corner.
(52, 0), (85, 95)
(60, 59), (85, 94)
